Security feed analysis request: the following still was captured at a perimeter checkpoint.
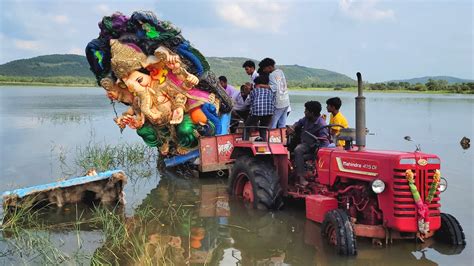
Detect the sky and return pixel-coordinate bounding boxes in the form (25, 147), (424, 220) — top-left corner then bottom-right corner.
(0, 0), (472, 82)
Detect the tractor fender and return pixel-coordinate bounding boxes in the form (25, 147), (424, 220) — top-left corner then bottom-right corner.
(230, 143), (288, 159)
(230, 147), (254, 159)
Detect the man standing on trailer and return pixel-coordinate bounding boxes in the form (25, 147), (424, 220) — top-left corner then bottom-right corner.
(259, 58), (291, 129)
(219, 76), (239, 98)
(242, 60), (259, 85)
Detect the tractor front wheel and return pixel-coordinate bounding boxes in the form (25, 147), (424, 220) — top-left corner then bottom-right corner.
(435, 213), (466, 246)
(321, 209), (357, 256)
(229, 156), (283, 210)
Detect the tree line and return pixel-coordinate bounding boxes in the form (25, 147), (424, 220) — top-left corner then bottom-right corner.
(288, 81), (355, 89)
(1, 75), (472, 94)
(367, 79), (474, 94)
(0, 75), (96, 86)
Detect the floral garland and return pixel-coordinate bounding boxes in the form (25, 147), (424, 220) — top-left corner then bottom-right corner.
(405, 169), (440, 234)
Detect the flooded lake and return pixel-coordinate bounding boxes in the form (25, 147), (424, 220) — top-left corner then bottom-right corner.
(0, 87), (472, 265)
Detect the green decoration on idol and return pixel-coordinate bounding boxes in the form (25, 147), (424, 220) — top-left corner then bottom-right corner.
(176, 115), (199, 149)
(136, 123), (158, 147)
(142, 23), (159, 39)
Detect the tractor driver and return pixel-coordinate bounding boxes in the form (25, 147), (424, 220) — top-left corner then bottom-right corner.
(286, 101), (329, 186)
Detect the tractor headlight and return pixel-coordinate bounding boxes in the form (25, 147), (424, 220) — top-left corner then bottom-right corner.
(371, 179), (385, 194)
(438, 177), (448, 192)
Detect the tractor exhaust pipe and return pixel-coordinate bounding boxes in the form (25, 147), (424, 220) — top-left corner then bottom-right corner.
(355, 72), (366, 151)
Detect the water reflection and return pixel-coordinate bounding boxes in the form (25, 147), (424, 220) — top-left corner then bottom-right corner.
(89, 169), (232, 265)
(0, 167), (468, 265)
(34, 112), (92, 125)
(92, 169), (465, 265)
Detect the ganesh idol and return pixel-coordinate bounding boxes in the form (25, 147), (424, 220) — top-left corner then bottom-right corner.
(104, 40), (221, 155)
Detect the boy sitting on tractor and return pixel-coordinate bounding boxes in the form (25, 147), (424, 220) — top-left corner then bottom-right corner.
(286, 101), (329, 186)
(326, 97), (349, 147)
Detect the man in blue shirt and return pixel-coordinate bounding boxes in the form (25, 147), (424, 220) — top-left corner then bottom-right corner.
(287, 101), (329, 186)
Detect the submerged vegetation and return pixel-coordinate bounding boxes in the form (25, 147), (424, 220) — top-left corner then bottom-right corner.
(91, 203), (194, 265)
(1, 200), (92, 264)
(1, 199), (194, 264)
(75, 141), (156, 178)
(0, 138), (194, 264)
(48, 137), (158, 183)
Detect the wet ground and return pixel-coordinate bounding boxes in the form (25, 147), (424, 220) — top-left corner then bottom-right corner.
(0, 87), (472, 265)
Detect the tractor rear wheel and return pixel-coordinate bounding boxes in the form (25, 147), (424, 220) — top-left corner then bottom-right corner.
(229, 156), (283, 210)
(321, 209), (357, 256)
(435, 213), (466, 246)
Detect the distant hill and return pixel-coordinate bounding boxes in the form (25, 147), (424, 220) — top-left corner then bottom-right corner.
(0, 54), (92, 77)
(0, 54), (355, 86)
(206, 57), (355, 86)
(387, 76), (472, 84)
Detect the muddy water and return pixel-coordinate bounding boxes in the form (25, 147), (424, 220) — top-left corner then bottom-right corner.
(0, 87), (472, 265)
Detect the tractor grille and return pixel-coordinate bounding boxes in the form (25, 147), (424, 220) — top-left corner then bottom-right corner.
(392, 168), (441, 218)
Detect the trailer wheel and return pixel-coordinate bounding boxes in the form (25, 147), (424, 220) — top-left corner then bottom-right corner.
(321, 209), (357, 256)
(229, 156), (283, 210)
(435, 213), (466, 246)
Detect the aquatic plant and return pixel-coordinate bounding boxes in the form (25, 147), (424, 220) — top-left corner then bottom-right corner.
(1, 203), (85, 264)
(72, 140), (157, 182)
(90, 203), (192, 265)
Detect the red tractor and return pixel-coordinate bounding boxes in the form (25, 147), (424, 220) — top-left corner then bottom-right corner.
(211, 73), (465, 255)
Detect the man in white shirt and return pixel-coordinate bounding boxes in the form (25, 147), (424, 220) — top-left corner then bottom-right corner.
(230, 83), (251, 133)
(259, 58), (291, 129)
(242, 60), (259, 85)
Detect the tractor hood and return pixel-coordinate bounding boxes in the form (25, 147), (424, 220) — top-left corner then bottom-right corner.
(317, 148), (441, 186)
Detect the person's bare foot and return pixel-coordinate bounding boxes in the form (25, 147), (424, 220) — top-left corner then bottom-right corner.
(299, 176), (309, 186)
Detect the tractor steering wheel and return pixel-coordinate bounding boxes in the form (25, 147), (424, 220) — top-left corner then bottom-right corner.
(301, 124), (345, 146)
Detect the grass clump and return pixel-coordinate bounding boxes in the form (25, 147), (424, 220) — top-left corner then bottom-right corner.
(73, 141), (157, 182)
(90, 204), (192, 265)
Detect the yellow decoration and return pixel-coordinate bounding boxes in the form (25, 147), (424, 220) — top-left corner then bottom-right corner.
(405, 169), (414, 183)
(433, 169), (441, 183)
(150, 68), (168, 84)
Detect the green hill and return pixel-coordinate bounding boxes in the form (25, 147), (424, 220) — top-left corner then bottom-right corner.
(0, 54), (92, 77)
(0, 54), (355, 87)
(206, 57), (355, 86)
(387, 76), (472, 84)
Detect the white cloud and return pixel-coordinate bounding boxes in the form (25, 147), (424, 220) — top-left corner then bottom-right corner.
(214, 0), (289, 33)
(216, 4), (257, 29)
(68, 47), (83, 55)
(52, 15), (69, 24)
(96, 4), (111, 15)
(14, 40), (41, 51)
(339, 0), (395, 21)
